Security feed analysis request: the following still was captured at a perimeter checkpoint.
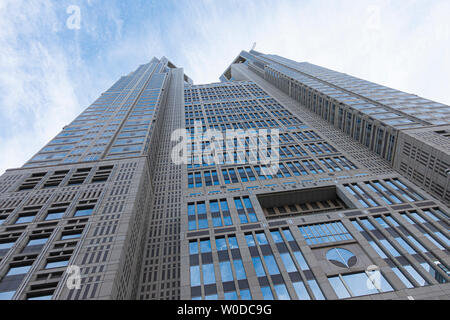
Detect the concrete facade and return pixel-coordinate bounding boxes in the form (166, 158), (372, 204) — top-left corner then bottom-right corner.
(0, 51), (449, 300)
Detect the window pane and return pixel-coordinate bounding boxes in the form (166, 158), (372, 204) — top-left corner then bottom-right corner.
(392, 267), (414, 288)
(6, 265), (31, 276)
(189, 242), (198, 255)
(293, 281), (311, 300)
(252, 257), (266, 277)
(263, 255), (280, 275)
(220, 261), (234, 282)
(308, 279), (326, 300)
(280, 252), (297, 272)
(329, 276), (350, 299)
(200, 240), (211, 253)
(190, 266), (200, 286)
(224, 291), (238, 300)
(274, 284), (290, 300)
(293, 251), (310, 270)
(240, 289), (252, 300)
(233, 259), (247, 280)
(0, 291), (15, 300)
(261, 286), (274, 300)
(202, 264), (216, 285)
(342, 272), (379, 297)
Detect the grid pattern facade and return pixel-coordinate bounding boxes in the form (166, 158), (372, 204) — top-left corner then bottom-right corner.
(0, 51), (449, 300)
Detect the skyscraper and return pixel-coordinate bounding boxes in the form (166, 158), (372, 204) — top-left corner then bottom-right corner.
(0, 50), (448, 300)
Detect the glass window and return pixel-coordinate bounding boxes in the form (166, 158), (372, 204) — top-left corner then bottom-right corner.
(308, 279), (325, 300)
(224, 291), (238, 300)
(200, 240), (211, 253)
(280, 252), (298, 272)
(240, 289), (252, 300)
(293, 281), (311, 300)
(220, 261), (234, 282)
(245, 234), (256, 247)
(45, 259), (69, 269)
(228, 236), (238, 249)
(74, 207), (93, 217)
(252, 257), (266, 277)
(282, 229), (294, 241)
(263, 255), (280, 275)
(189, 241), (199, 255)
(0, 242), (15, 250)
(0, 291), (15, 300)
(368, 240), (387, 258)
(255, 232), (268, 245)
(233, 259), (246, 280)
(215, 238), (227, 251)
(329, 276), (351, 299)
(202, 264), (216, 285)
(261, 286), (274, 300)
(6, 265), (32, 276)
(392, 267), (414, 289)
(15, 215), (35, 224)
(293, 251), (310, 271)
(380, 239), (401, 257)
(27, 295), (53, 300)
(404, 265), (428, 286)
(270, 231), (283, 243)
(61, 233), (81, 240)
(190, 265), (201, 286)
(342, 272), (379, 296)
(274, 284), (291, 300)
(45, 210), (65, 220)
(27, 238), (48, 247)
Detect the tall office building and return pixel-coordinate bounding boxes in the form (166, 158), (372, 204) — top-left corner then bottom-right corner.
(0, 50), (449, 300)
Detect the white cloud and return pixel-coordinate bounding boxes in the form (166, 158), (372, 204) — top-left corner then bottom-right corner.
(0, 0), (81, 175)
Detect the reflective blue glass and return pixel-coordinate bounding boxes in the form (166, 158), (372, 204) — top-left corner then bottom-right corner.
(200, 240), (211, 253)
(280, 253), (297, 272)
(0, 291), (15, 300)
(27, 238), (48, 246)
(263, 255), (280, 275)
(245, 234), (255, 247)
(202, 264), (216, 285)
(392, 267), (414, 288)
(228, 236), (238, 249)
(190, 265), (201, 286)
(329, 276), (350, 299)
(215, 238), (227, 251)
(6, 265), (31, 276)
(293, 281), (311, 300)
(342, 272), (379, 296)
(220, 261), (234, 282)
(255, 232), (268, 245)
(240, 289), (252, 300)
(261, 286), (274, 300)
(293, 251), (310, 271)
(270, 231), (283, 243)
(274, 284), (290, 300)
(308, 279), (325, 300)
(233, 259), (247, 280)
(252, 257), (266, 277)
(224, 291), (238, 300)
(189, 241), (198, 255)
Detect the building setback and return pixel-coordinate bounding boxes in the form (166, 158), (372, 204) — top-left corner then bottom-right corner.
(0, 51), (448, 300)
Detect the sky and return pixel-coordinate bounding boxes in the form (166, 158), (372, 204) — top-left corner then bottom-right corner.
(0, 0), (449, 175)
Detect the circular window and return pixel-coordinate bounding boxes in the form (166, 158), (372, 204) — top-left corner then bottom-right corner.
(326, 248), (357, 268)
